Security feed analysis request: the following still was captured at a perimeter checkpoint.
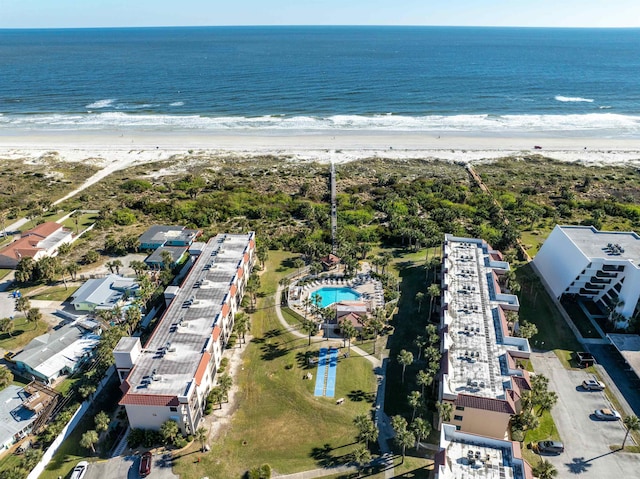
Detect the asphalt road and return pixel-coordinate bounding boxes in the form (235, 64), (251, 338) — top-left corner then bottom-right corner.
(531, 352), (638, 478)
(588, 344), (640, 416)
(85, 453), (178, 479)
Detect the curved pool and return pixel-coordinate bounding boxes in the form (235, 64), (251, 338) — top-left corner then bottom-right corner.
(311, 287), (361, 308)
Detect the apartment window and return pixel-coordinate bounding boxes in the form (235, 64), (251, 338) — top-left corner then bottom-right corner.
(455, 425), (461, 430)
(453, 415), (463, 421)
(455, 406), (465, 411)
(170, 407), (178, 412)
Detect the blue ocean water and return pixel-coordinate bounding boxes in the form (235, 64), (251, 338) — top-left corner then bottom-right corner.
(1, 26), (640, 135)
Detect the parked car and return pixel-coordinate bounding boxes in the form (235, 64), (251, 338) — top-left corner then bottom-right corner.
(3, 351), (16, 363)
(139, 451), (152, 477)
(536, 440), (565, 455)
(70, 461), (89, 479)
(594, 408), (621, 421)
(582, 377), (605, 391)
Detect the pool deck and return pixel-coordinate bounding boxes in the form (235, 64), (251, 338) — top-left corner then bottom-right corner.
(291, 272), (385, 316)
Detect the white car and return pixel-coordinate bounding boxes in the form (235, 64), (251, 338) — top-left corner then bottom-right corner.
(582, 378), (605, 391)
(70, 461), (88, 479)
(594, 408), (621, 421)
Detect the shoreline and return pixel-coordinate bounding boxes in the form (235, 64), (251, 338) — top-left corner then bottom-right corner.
(1, 129), (640, 167)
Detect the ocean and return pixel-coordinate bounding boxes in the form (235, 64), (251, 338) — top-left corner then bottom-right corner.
(1, 26), (640, 136)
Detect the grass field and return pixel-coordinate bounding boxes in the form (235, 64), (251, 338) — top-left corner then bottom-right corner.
(0, 317), (49, 351)
(30, 285), (79, 302)
(61, 213), (98, 233)
(173, 250), (378, 478)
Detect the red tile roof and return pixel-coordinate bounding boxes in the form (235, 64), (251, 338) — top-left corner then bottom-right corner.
(249, 239), (255, 249)
(23, 222), (63, 239)
(236, 266), (244, 279)
(243, 252), (249, 264)
(212, 325), (221, 342)
(221, 302), (230, 318)
(455, 394), (516, 414)
(229, 284), (237, 297)
(195, 352), (211, 386)
(120, 393), (180, 407)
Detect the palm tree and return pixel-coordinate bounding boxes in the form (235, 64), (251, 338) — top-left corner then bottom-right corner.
(397, 349), (414, 384)
(408, 390), (422, 421)
(427, 283), (441, 315)
(293, 258), (305, 277)
(66, 262), (80, 281)
(195, 426), (208, 452)
(622, 415), (640, 449)
(0, 318), (14, 337)
(80, 430), (99, 453)
(413, 335), (427, 361)
(536, 391), (558, 417)
(301, 318), (317, 346)
(436, 401), (453, 423)
(533, 459), (558, 479)
(353, 414), (378, 447)
(26, 308), (42, 330)
(209, 387), (224, 409)
(160, 420), (180, 445)
(415, 292), (425, 313)
(340, 320), (357, 353)
(351, 446), (372, 478)
(95, 411), (110, 434)
(112, 259), (123, 275)
(0, 365), (14, 389)
(15, 296), (31, 316)
(416, 370), (433, 396)
(411, 417), (431, 451)
(218, 373), (232, 402)
(395, 429), (416, 462)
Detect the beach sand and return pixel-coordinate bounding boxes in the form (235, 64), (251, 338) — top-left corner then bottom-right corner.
(1, 130), (640, 173)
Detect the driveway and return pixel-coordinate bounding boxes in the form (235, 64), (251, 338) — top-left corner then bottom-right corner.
(86, 452), (178, 479)
(531, 352), (638, 478)
(588, 344), (640, 416)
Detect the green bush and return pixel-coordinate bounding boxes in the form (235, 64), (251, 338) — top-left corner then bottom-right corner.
(247, 463), (272, 479)
(173, 436), (188, 448)
(219, 357), (230, 373)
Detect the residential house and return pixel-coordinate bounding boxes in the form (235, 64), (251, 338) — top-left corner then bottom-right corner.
(139, 225), (201, 251)
(70, 274), (139, 312)
(12, 319), (101, 384)
(0, 222), (73, 269)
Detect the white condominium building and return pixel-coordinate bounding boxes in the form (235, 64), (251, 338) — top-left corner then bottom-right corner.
(439, 235), (531, 439)
(533, 225), (640, 323)
(114, 233), (255, 434)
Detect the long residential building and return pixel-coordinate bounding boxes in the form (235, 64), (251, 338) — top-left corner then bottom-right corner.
(439, 235), (531, 440)
(533, 225), (640, 324)
(115, 232), (255, 434)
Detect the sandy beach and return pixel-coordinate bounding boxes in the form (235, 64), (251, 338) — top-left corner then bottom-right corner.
(1, 130), (640, 173)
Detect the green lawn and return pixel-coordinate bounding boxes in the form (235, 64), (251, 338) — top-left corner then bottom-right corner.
(30, 285), (79, 302)
(61, 213), (98, 233)
(0, 317), (49, 352)
(515, 264), (582, 352)
(173, 251), (377, 478)
(0, 268), (12, 280)
(560, 299), (603, 339)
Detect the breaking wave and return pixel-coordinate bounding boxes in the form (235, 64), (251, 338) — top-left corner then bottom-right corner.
(555, 96), (594, 103)
(86, 98), (116, 109)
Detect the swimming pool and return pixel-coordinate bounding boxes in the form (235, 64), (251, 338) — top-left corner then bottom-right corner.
(312, 287), (361, 308)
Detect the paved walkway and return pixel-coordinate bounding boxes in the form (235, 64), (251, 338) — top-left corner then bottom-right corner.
(273, 464), (357, 479)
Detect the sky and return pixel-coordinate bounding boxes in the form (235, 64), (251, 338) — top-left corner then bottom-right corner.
(2, 0), (640, 29)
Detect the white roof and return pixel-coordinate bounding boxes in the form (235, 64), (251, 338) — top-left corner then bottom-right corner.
(0, 385), (36, 448)
(560, 226), (640, 265)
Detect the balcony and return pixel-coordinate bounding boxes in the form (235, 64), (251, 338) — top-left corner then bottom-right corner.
(590, 277), (611, 284)
(602, 264), (624, 272)
(596, 271), (618, 278)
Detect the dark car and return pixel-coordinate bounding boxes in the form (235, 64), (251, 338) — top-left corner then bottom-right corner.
(575, 352), (595, 368)
(139, 451), (152, 477)
(536, 440), (564, 455)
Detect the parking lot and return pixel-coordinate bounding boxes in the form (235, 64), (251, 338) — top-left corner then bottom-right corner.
(86, 452), (177, 479)
(531, 352), (638, 478)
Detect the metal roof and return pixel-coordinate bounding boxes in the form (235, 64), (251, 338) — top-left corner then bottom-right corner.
(441, 236), (530, 401)
(0, 385), (36, 448)
(123, 233), (254, 400)
(71, 274), (138, 308)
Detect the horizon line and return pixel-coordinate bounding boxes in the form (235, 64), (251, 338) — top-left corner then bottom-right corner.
(1, 24), (639, 31)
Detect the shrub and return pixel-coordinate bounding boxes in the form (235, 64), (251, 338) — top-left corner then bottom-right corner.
(174, 436), (188, 449)
(247, 463), (272, 479)
(219, 357), (230, 373)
